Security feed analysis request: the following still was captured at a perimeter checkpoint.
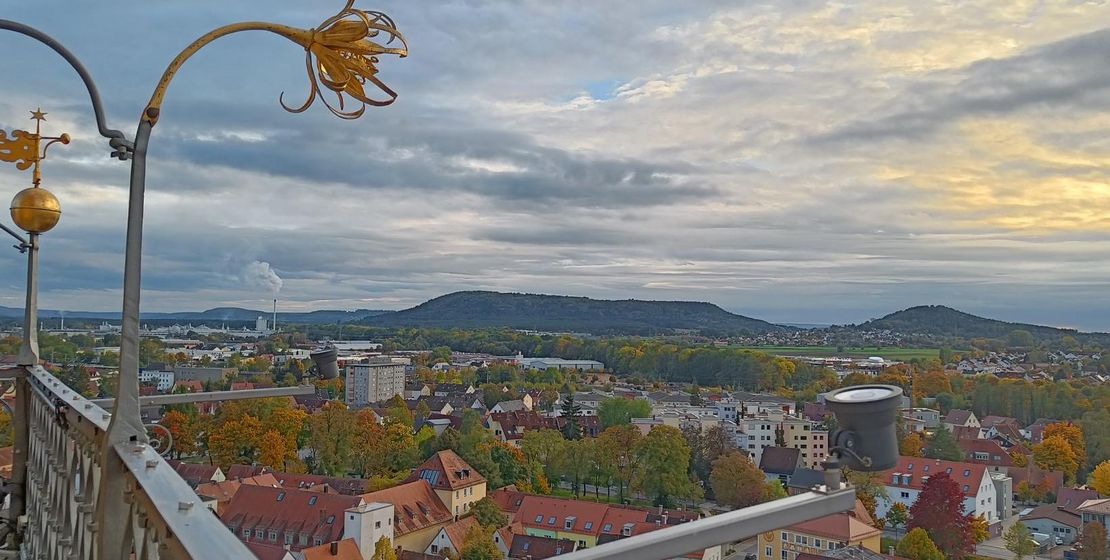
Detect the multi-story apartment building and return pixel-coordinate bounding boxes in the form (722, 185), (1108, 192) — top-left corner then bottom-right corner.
(138, 369), (174, 391)
(406, 450), (487, 519)
(760, 502), (881, 560)
(876, 457), (1010, 526)
(345, 358), (406, 407)
(738, 412), (828, 469)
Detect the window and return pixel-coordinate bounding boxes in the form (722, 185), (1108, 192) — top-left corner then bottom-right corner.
(814, 539), (822, 549)
(584, 522), (593, 531)
(578, 540), (586, 548)
(923, 465), (930, 472)
(241, 528), (250, 538)
(276, 492), (285, 502)
(284, 532), (293, 545)
(901, 491), (910, 498)
(268, 530), (277, 542)
(536, 515), (544, 523)
(963, 469), (971, 477)
(431, 545), (439, 554)
(314, 537), (323, 546)
(375, 521), (381, 529)
(782, 551), (788, 560)
(603, 524), (613, 533)
(963, 485), (970, 493)
(906, 464), (913, 470)
(945, 468), (952, 474)
(308, 496), (318, 506)
(766, 547), (772, 557)
(782, 532), (788, 541)
(254, 529), (264, 539)
(548, 517), (556, 526)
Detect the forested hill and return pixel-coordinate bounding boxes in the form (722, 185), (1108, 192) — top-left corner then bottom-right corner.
(362, 291), (784, 335)
(856, 305), (1093, 342)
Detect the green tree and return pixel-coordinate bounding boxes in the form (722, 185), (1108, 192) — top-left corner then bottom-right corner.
(596, 425), (642, 504)
(885, 502), (909, 536)
(1007, 329), (1035, 348)
(597, 398), (652, 428)
(1003, 522), (1035, 560)
(521, 429), (566, 482)
(459, 525), (501, 560)
(635, 425), (700, 507)
(1077, 522), (1108, 560)
(560, 394), (582, 440)
(709, 452), (766, 509)
(306, 402), (356, 475)
(469, 496), (507, 529)
(896, 528), (944, 560)
(924, 424), (962, 461)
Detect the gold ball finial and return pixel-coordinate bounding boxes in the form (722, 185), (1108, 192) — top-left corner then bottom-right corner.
(10, 187), (61, 234)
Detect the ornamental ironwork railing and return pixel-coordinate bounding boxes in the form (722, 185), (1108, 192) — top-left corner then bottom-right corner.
(5, 364), (255, 559)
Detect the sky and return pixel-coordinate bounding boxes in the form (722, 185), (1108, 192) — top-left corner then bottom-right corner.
(0, 1), (1108, 329)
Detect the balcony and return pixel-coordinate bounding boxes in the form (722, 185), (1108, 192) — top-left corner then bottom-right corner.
(1, 363), (255, 559)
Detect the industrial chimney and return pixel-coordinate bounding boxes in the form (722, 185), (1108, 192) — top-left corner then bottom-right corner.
(273, 299), (278, 332)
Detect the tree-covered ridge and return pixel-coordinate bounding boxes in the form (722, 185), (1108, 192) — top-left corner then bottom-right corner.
(362, 291), (785, 335)
(856, 305), (1106, 343)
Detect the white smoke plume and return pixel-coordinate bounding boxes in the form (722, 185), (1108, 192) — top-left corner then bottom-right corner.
(243, 261), (283, 293)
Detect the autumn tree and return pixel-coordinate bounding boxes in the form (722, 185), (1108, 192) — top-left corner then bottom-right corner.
(596, 425), (642, 503)
(710, 452), (771, 509)
(885, 502), (909, 536)
(1003, 522), (1035, 560)
(161, 410), (197, 458)
(1077, 521), (1108, 560)
(459, 525), (501, 560)
(900, 433), (925, 457)
(207, 415), (263, 468)
(1043, 422), (1086, 471)
(635, 425), (701, 507)
(521, 429), (566, 482)
(487, 441), (528, 488)
(924, 425), (962, 461)
(469, 496), (507, 530)
(896, 528), (944, 560)
(306, 401), (356, 475)
(908, 472), (973, 560)
(1010, 450), (1029, 467)
(259, 430), (289, 470)
(970, 514), (990, 544)
(1090, 460), (1110, 496)
(1033, 435), (1080, 482)
(371, 536), (398, 560)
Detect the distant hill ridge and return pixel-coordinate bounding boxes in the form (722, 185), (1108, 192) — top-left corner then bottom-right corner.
(0, 305), (390, 324)
(856, 305), (1101, 340)
(361, 290), (785, 335)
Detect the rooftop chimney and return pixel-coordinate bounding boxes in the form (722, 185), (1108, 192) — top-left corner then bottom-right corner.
(330, 541), (339, 555)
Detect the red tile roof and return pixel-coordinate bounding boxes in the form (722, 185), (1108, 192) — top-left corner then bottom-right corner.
(488, 485), (526, 519)
(440, 516), (480, 550)
(223, 485), (362, 550)
(1023, 505), (1080, 528)
(166, 460), (222, 487)
(508, 534), (577, 559)
(360, 480), (452, 537)
(302, 538), (363, 560)
(244, 541), (292, 560)
(405, 450), (486, 491)
(880, 457), (987, 498)
(958, 439), (1014, 467)
(196, 473), (280, 514)
(789, 512), (881, 542)
(1056, 488), (1100, 514)
(943, 409), (975, 426)
(950, 426), (982, 442)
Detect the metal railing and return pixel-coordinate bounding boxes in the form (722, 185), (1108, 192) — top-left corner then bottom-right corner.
(9, 364), (254, 559)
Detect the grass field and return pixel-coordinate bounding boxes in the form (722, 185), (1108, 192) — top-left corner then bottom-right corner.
(730, 346), (940, 361)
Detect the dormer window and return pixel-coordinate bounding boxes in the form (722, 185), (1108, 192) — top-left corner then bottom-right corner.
(565, 517), (576, 530)
(622, 523), (634, 536)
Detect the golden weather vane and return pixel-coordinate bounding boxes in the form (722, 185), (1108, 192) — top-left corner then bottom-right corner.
(1, 109), (69, 234)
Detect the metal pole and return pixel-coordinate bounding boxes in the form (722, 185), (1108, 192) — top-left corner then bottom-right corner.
(15, 235), (38, 366)
(96, 122), (151, 560)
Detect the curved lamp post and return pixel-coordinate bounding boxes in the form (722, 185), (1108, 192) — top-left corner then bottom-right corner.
(0, 2), (406, 555)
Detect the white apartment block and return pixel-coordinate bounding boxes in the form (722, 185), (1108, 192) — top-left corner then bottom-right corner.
(345, 359), (406, 407)
(738, 412), (828, 469)
(138, 369), (174, 392)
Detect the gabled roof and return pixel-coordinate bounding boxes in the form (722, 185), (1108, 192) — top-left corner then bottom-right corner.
(405, 450), (486, 491)
(786, 469), (826, 491)
(302, 538), (363, 560)
(166, 460), (222, 488)
(270, 472), (368, 496)
(245, 541), (293, 560)
(1056, 488), (1100, 515)
(880, 457), (988, 498)
(361, 480), (452, 537)
(1022, 505), (1081, 528)
(440, 516), (480, 551)
(518, 495), (613, 536)
(195, 473), (280, 510)
(223, 485), (362, 549)
(943, 409), (975, 425)
(1078, 498), (1110, 515)
(508, 534), (577, 559)
(227, 464), (270, 479)
(958, 439), (1013, 466)
(489, 485), (526, 516)
(950, 426), (983, 441)
(980, 415), (1020, 429)
(788, 511), (881, 542)
(797, 546), (909, 560)
(759, 447), (801, 475)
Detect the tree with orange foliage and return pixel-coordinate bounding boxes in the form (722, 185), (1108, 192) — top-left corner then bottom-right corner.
(208, 415), (263, 468)
(259, 430), (289, 470)
(901, 433), (925, 457)
(1033, 436), (1079, 483)
(1010, 450), (1028, 467)
(161, 410), (197, 459)
(1043, 422), (1086, 471)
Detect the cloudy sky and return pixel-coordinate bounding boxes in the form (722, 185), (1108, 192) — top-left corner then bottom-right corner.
(1, 1), (1108, 329)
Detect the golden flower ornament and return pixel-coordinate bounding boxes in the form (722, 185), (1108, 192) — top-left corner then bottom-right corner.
(281, 2), (409, 119)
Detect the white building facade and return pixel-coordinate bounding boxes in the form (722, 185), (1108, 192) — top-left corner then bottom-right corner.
(138, 369), (174, 392)
(345, 359), (406, 407)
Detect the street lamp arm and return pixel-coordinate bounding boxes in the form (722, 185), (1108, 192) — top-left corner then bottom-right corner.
(0, 19), (132, 157)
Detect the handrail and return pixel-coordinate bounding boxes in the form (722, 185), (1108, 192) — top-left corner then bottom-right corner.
(19, 365), (254, 559)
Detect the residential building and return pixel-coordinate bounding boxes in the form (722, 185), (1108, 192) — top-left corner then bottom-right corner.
(735, 392), (797, 416)
(760, 502), (881, 560)
(901, 408), (940, 429)
(167, 460), (225, 488)
(876, 457), (1006, 525)
(343, 502), (396, 559)
(490, 399), (531, 413)
(738, 412), (828, 469)
(405, 382), (431, 399)
(346, 358), (406, 406)
(404, 450), (487, 519)
(959, 439), (1015, 468)
(1078, 499), (1110, 541)
(943, 409), (980, 431)
(760, 447), (802, 486)
(508, 534), (578, 559)
(361, 480), (453, 552)
(172, 365), (236, 383)
(138, 368), (174, 391)
(195, 473), (279, 514)
(432, 383), (475, 397)
(488, 411), (601, 445)
(223, 485), (362, 550)
(1022, 505), (1081, 545)
(424, 516), (479, 557)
